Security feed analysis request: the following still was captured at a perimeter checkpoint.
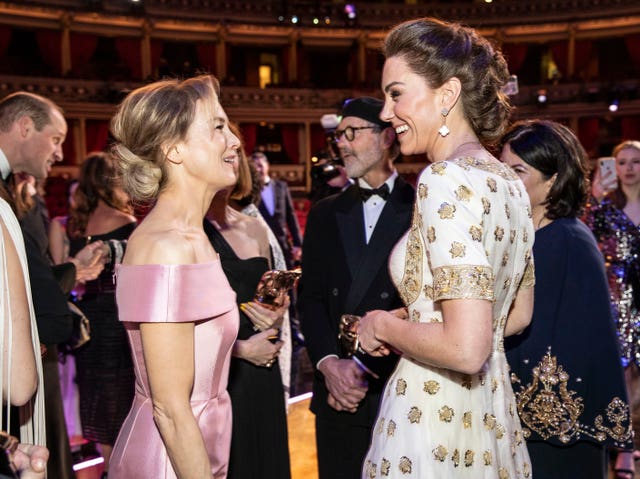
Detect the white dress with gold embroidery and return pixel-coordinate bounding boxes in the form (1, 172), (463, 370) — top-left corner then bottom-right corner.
(362, 157), (534, 479)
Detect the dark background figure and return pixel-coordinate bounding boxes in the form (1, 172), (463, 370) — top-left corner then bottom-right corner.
(297, 97), (414, 479)
(502, 120), (633, 479)
(67, 151), (137, 478)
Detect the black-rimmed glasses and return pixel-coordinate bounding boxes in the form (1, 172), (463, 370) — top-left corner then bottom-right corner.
(333, 126), (379, 142)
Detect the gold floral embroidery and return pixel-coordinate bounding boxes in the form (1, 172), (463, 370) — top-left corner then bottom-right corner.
(496, 423), (506, 439)
(463, 411), (472, 428)
(523, 228), (529, 243)
(526, 204), (532, 218)
(426, 225), (436, 243)
(449, 241), (466, 258)
(464, 450), (474, 467)
(375, 417), (384, 435)
(429, 316), (441, 323)
(482, 197), (491, 215)
(438, 202), (456, 219)
(484, 413), (496, 430)
(512, 350), (632, 445)
(431, 162), (447, 175)
(387, 420), (396, 437)
(398, 456), (412, 474)
(451, 449), (460, 467)
(483, 450), (492, 466)
(424, 380), (440, 395)
(498, 467), (509, 479)
(424, 285), (434, 300)
(455, 157), (519, 181)
(455, 185), (473, 202)
(364, 460), (376, 479)
(501, 251), (509, 267)
(396, 214), (422, 306)
(492, 378), (499, 393)
(479, 372), (486, 385)
(396, 378), (407, 396)
(523, 462), (531, 477)
(432, 265), (494, 301)
(438, 405), (454, 422)
(418, 183), (428, 199)
(510, 229), (516, 243)
(433, 445), (447, 462)
(521, 258), (535, 288)
(486, 177), (498, 192)
(381, 458), (391, 476)
(504, 203), (511, 219)
(410, 310), (421, 323)
(494, 226), (504, 241)
(408, 407), (422, 424)
(469, 225), (482, 241)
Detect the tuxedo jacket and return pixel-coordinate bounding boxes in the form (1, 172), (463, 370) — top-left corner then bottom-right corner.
(298, 177), (414, 426)
(258, 179), (302, 265)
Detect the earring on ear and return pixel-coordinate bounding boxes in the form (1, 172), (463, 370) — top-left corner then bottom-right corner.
(438, 108), (450, 137)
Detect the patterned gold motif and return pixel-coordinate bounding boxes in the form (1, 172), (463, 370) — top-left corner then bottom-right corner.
(426, 225), (436, 243)
(423, 285), (434, 300)
(396, 378), (407, 396)
(375, 417), (384, 435)
(364, 460), (376, 479)
(408, 407), (422, 424)
(418, 183), (428, 199)
(398, 456), (412, 474)
(455, 185), (473, 202)
(439, 405), (455, 422)
(396, 215), (422, 306)
(410, 310), (421, 323)
(483, 450), (492, 466)
(424, 380), (440, 395)
(387, 420), (396, 437)
(484, 413), (496, 430)
(451, 449), (460, 467)
(504, 203), (511, 219)
(433, 445), (447, 462)
(482, 197), (491, 215)
(496, 423), (506, 439)
(449, 241), (466, 258)
(521, 258), (535, 288)
(438, 202), (456, 219)
(463, 411), (472, 429)
(513, 351), (633, 444)
(432, 265), (494, 301)
(455, 156), (519, 181)
(464, 450), (474, 467)
(494, 226), (505, 241)
(498, 467), (509, 479)
(523, 462), (531, 477)
(486, 177), (498, 192)
(510, 229), (516, 243)
(523, 228), (529, 243)
(469, 225), (483, 242)
(501, 251), (509, 267)
(430, 162), (447, 175)
(381, 458), (391, 476)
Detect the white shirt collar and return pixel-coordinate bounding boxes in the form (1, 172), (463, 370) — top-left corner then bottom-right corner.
(0, 148), (10, 180)
(357, 169), (399, 194)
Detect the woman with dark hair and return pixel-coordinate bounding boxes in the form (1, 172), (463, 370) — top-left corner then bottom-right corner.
(585, 139), (640, 478)
(502, 120), (633, 479)
(357, 17), (534, 478)
(67, 151), (137, 478)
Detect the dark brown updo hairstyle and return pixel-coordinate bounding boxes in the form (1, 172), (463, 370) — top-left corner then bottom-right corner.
(68, 151), (133, 238)
(383, 17), (512, 145)
(110, 74), (221, 203)
(501, 120), (590, 219)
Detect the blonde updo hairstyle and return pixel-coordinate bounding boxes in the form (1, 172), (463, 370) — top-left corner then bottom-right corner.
(383, 17), (512, 145)
(110, 74), (221, 202)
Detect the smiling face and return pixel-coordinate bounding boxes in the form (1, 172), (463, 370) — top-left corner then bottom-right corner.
(21, 108), (67, 179)
(615, 146), (640, 189)
(178, 98), (240, 191)
(380, 55), (440, 157)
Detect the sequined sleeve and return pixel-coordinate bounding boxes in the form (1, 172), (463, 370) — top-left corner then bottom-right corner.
(419, 161), (494, 302)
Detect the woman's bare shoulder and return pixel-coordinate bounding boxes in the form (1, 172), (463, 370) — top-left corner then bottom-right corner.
(124, 226), (197, 265)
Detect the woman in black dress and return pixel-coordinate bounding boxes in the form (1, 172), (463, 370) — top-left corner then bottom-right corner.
(204, 131), (291, 479)
(67, 152), (137, 478)
(501, 120), (633, 479)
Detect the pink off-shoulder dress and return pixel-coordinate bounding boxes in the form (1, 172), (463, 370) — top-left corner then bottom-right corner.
(109, 261), (239, 479)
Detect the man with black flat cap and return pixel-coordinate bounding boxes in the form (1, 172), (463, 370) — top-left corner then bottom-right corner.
(298, 97), (415, 479)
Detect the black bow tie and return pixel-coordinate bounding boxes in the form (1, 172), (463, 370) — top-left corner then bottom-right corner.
(359, 183), (390, 202)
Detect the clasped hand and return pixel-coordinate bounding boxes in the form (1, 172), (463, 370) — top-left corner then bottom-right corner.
(240, 297), (289, 332)
(358, 308), (407, 357)
(319, 357), (368, 413)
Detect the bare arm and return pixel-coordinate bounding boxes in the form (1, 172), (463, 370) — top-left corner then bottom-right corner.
(359, 299), (493, 375)
(504, 286), (534, 337)
(141, 321), (211, 479)
(1, 220), (37, 406)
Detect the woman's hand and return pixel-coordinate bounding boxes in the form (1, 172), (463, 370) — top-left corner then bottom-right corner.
(13, 442), (49, 479)
(240, 297), (289, 331)
(358, 310), (394, 357)
(591, 164), (617, 200)
(234, 328), (283, 367)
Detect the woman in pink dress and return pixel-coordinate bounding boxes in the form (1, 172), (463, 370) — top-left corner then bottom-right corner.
(108, 74), (241, 479)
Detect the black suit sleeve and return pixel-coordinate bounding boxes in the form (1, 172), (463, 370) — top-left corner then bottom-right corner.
(282, 182), (302, 247)
(23, 230), (73, 345)
(297, 201), (340, 366)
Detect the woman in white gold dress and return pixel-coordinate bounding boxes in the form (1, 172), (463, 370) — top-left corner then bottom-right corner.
(358, 17), (535, 478)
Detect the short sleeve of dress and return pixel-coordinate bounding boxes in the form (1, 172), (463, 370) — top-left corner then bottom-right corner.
(115, 262), (236, 323)
(418, 161), (494, 302)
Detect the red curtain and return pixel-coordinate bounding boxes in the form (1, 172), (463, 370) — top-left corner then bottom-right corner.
(573, 40), (593, 78)
(151, 39), (164, 77)
(115, 37), (142, 80)
(70, 32), (98, 75)
(61, 126), (76, 165)
(240, 123), (257, 154)
(85, 120), (110, 153)
(578, 117), (600, 154)
(621, 116), (640, 141)
(625, 34), (640, 69)
(501, 43), (528, 74)
(0, 26), (11, 57)
(310, 124), (328, 154)
(550, 41), (568, 78)
(196, 42), (216, 74)
(281, 124), (299, 163)
(35, 30), (61, 75)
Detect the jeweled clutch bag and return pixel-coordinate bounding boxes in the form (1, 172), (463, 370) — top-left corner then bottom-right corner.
(253, 268), (302, 310)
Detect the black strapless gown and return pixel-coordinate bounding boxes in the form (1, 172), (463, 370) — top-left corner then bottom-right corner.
(69, 222), (136, 445)
(204, 220), (291, 479)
